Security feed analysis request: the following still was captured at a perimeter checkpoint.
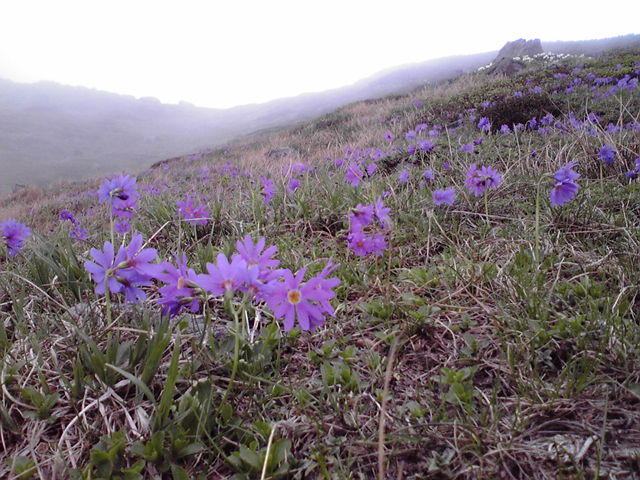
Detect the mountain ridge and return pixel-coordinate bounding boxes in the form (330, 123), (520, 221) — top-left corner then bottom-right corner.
(1, 33), (638, 196)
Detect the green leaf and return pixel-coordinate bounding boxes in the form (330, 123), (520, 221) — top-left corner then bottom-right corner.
(105, 363), (157, 407)
(237, 445), (263, 471)
(140, 321), (172, 386)
(175, 442), (205, 458)
(154, 335), (181, 431)
(170, 464), (190, 480)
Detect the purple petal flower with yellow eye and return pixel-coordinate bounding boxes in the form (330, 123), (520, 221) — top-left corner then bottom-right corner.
(266, 267), (338, 332)
(347, 228), (374, 256)
(98, 174), (139, 210)
(114, 220), (131, 235)
(197, 253), (248, 296)
(60, 210), (75, 223)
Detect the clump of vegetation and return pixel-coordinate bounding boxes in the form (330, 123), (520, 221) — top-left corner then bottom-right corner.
(1, 46), (640, 479)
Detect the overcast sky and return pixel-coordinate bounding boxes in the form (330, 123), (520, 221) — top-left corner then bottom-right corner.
(1, 1), (637, 109)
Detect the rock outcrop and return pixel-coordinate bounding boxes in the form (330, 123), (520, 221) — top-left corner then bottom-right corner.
(484, 39), (543, 77)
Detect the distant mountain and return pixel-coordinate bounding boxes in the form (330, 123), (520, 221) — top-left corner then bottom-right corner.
(1, 33), (637, 196)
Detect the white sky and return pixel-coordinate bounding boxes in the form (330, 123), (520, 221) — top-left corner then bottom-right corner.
(1, 0), (637, 109)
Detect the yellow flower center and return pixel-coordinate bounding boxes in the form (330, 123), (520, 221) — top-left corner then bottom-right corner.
(177, 276), (185, 289)
(288, 289), (301, 304)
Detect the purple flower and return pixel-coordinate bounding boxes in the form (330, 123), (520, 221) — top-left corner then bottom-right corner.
(98, 174), (139, 216)
(177, 197), (210, 226)
(85, 232), (162, 302)
(371, 233), (387, 256)
(499, 124), (511, 134)
(373, 196), (391, 228)
(156, 253), (203, 317)
(1, 219), (31, 256)
(418, 140), (435, 152)
(550, 162), (580, 207)
(233, 235), (280, 276)
(346, 227), (373, 256)
(460, 143), (474, 153)
(598, 144), (616, 165)
(118, 232), (163, 279)
(261, 177), (275, 205)
(384, 131), (394, 142)
(114, 220), (131, 235)
(423, 169), (434, 181)
(550, 180), (579, 207)
(433, 188), (456, 206)
(84, 241), (125, 295)
(367, 163), (377, 176)
(477, 117), (491, 132)
(59, 210), (75, 223)
(288, 178), (300, 193)
(197, 253), (248, 297)
(405, 130), (417, 141)
(399, 169), (410, 184)
(111, 196), (139, 220)
(350, 204), (375, 230)
(345, 163), (363, 187)
(71, 225), (88, 242)
(266, 266), (339, 332)
(554, 161), (580, 183)
(465, 164), (501, 197)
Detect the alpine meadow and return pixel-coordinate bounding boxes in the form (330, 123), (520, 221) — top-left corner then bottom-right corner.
(2, 44), (640, 479)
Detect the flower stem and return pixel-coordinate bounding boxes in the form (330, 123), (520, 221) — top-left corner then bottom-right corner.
(216, 301), (241, 416)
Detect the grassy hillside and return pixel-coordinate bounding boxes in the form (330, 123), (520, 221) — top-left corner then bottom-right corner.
(1, 46), (640, 479)
(0, 50), (495, 197)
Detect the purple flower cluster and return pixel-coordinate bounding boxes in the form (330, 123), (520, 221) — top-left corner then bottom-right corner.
(1, 219), (31, 256)
(84, 232), (162, 303)
(60, 209), (88, 241)
(177, 196), (210, 226)
(464, 164), (502, 197)
(84, 232), (341, 333)
(346, 197), (389, 257)
(598, 144), (616, 165)
(156, 235), (339, 332)
(98, 174), (140, 220)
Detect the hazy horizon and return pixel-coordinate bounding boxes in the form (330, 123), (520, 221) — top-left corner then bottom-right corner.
(1, 1), (638, 109)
